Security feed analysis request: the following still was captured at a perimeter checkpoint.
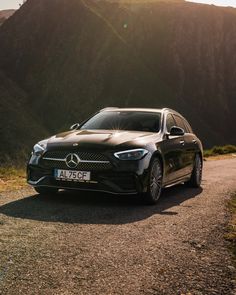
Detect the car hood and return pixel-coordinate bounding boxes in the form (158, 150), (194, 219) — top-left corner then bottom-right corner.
(46, 129), (161, 151)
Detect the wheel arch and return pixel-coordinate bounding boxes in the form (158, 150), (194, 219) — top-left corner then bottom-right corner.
(150, 150), (165, 176)
(196, 150), (203, 164)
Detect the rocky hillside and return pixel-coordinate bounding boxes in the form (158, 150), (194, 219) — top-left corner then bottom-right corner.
(0, 0), (235, 161)
(0, 10), (15, 25)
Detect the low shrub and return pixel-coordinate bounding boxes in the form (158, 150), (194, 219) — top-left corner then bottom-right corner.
(204, 145), (236, 158)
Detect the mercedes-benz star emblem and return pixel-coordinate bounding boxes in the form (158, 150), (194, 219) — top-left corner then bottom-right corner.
(65, 153), (80, 168)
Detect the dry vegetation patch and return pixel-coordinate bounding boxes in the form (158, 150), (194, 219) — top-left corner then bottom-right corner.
(0, 167), (27, 193)
(204, 145), (236, 158)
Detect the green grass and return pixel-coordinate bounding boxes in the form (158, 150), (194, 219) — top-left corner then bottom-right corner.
(204, 145), (236, 158)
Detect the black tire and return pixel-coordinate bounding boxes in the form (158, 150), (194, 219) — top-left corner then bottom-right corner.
(187, 154), (202, 188)
(143, 158), (163, 205)
(34, 187), (58, 195)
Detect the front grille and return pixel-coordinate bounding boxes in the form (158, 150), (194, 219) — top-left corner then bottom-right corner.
(40, 150), (112, 170)
(43, 151), (108, 162)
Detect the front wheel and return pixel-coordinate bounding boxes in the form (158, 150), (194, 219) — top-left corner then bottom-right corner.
(34, 187), (58, 195)
(143, 158), (163, 205)
(187, 154), (202, 188)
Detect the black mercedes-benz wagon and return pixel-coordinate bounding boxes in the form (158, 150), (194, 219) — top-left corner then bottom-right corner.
(27, 108), (203, 204)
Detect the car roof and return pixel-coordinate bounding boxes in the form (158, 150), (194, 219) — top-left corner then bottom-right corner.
(99, 107), (180, 115)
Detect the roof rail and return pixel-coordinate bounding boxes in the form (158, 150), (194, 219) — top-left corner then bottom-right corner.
(99, 107), (119, 112)
(162, 108), (185, 119)
(162, 108), (177, 113)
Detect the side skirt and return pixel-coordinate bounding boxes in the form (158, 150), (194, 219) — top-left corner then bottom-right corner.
(163, 175), (191, 188)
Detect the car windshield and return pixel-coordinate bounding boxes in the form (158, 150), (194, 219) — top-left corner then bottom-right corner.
(80, 111), (161, 132)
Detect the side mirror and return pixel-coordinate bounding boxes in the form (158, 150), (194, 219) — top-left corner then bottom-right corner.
(169, 126), (185, 136)
(70, 123), (80, 130)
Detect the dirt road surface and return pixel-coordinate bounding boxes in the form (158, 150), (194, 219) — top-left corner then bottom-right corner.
(0, 159), (236, 295)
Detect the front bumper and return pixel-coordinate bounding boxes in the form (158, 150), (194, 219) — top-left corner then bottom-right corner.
(27, 148), (152, 194)
(27, 165), (149, 195)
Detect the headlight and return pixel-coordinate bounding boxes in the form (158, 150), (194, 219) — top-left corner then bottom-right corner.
(114, 149), (148, 160)
(32, 143), (46, 156)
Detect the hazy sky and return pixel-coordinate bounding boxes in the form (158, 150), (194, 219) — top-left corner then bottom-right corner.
(0, 0), (236, 10)
(186, 0), (236, 7)
(0, 0), (23, 10)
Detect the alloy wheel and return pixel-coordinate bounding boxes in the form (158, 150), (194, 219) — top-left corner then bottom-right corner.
(150, 160), (162, 201)
(195, 155), (202, 186)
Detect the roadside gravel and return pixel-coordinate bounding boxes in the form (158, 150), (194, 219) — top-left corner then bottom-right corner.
(0, 159), (236, 295)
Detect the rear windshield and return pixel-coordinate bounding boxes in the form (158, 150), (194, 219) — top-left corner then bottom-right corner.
(80, 111), (161, 132)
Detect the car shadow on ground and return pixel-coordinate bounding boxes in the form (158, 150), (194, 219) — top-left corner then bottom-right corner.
(0, 185), (203, 224)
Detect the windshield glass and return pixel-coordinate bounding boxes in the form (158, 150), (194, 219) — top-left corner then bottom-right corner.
(80, 111), (161, 132)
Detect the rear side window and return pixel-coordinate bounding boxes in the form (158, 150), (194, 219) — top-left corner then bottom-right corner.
(182, 118), (193, 133)
(173, 115), (186, 132)
(166, 114), (176, 132)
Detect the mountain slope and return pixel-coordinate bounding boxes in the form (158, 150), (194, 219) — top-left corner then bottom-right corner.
(0, 10), (15, 25)
(0, 0), (235, 160)
(0, 71), (48, 163)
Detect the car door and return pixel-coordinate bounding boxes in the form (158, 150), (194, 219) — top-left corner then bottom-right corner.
(161, 113), (186, 184)
(182, 117), (198, 174)
(173, 114), (194, 177)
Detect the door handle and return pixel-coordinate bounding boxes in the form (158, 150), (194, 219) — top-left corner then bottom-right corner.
(180, 140), (185, 145)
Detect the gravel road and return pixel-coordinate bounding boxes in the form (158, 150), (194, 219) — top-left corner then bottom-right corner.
(0, 158), (236, 295)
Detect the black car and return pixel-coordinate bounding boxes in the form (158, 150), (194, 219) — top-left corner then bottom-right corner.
(27, 108), (203, 204)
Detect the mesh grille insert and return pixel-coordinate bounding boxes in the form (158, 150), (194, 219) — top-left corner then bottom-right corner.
(43, 151), (108, 161)
(40, 150), (111, 170)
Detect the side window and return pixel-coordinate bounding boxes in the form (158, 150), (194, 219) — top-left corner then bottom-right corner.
(183, 118), (193, 134)
(173, 115), (186, 132)
(166, 114), (176, 132)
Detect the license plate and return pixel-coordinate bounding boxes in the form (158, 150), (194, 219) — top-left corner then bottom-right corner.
(54, 169), (91, 182)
